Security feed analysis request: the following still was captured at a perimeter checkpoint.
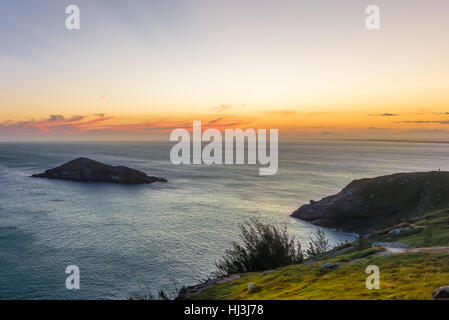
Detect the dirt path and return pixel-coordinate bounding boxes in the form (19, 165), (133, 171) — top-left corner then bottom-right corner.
(384, 246), (449, 254)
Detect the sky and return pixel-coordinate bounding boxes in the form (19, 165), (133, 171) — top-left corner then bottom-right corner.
(1, 0), (449, 141)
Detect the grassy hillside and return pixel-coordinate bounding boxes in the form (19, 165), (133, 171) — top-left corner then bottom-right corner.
(188, 209), (449, 300)
(368, 209), (449, 248)
(192, 252), (449, 300)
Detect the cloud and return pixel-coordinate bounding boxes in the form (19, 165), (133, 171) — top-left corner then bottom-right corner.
(264, 110), (333, 117)
(46, 114), (86, 122)
(365, 127), (390, 131)
(380, 113), (398, 117)
(369, 113), (398, 116)
(207, 118), (224, 125)
(265, 110), (299, 117)
(93, 118), (252, 133)
(48, 115), (65, 121)
(0, 111), (256, 140)
(0, 114), (112, 135)
(402, 129), (449, 134)
(215, 104), (246, 112)
(399, 120), (449, 124)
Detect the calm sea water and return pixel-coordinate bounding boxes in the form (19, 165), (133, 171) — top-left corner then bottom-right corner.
(1, 140), (448, 299)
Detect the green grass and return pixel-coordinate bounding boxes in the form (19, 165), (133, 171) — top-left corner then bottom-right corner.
(188, 208), (449, 300)
(357, 172), (449, 214)
(368, 209), (449, 248)
(331, 247), (384, 263)
(193, 252), (449, 300)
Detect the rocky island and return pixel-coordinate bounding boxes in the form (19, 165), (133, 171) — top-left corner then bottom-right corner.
(32, 157), (167, 185)
(291, 171), (449, 233)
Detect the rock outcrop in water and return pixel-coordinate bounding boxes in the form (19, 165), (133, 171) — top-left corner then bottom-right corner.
(291, 171), (449, 233)
(32, 157), (167, 185)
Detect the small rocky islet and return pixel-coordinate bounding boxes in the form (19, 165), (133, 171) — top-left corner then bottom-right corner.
(31, 157), (167, 185)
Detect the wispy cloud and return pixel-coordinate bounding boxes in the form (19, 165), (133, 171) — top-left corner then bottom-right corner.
(91, 118), (252, 133)
(264, 110), (333, 117)
(398, 120), (449, 124)
(0, 114), (113, 134)
(215, 104), (246, 112)
(0, 114), (253, 139)
(368, 113), (398, 117)
(264, 110), (299, 117)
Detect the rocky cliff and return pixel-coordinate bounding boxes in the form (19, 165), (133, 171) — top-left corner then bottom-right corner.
(291, 171), (449, 233)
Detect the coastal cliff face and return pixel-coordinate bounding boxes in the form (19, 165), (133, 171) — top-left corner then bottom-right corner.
(32, 157), (167, 184)
(291, 171), (449, 233)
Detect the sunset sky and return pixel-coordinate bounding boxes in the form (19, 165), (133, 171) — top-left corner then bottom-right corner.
(1, 0), (449, 140)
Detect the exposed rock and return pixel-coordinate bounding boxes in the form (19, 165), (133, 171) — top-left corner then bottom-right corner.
(247, 283), (256, 292)
(388, 228), (401, 235)
(388, 227), (411, 235)
(291, 171), (449, 233)
(321, 262), (338, 270)
(32, 157), (167, 185)
(176, 274), (241, 300)
(432, 286), (449, 299)
(262, 270), (273, 276)
(327, 245), (353, 258)
(247, 282), (261, 294)
(371, 242), (410, 249)
(304, 260), (315, 266)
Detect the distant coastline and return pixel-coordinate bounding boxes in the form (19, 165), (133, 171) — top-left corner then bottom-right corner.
(335, 138), (449, 144)
(291, 138), (449, 144)
(2, 138), (449, 144)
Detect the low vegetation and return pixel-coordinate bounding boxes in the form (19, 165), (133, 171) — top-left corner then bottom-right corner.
(187, 209), (449, 300)
(368, 209), (449, 248)
(193, 252), (449, 300)
(215, 218), (342, 276)
(215, 218), (304, 276)
(304, 229), (331, 259)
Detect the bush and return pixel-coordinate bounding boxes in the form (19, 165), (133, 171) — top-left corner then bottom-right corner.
(423, 225), (434, 247)
(215, 218), (304, 275)
(305, 229), (331, 258)
(355, 235), (367, 250)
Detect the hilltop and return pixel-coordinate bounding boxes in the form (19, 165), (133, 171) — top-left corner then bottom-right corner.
(291, 171), (449, 233)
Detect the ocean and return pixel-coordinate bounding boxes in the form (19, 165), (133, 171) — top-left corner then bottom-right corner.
(1, 140), (448, 299)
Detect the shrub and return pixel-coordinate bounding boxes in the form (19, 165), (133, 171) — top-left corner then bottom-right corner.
(305, 229), (331, 258)
(355, 235), (367, 250)
(215, 218), (304, 275)
(423, 225), (434, 247)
